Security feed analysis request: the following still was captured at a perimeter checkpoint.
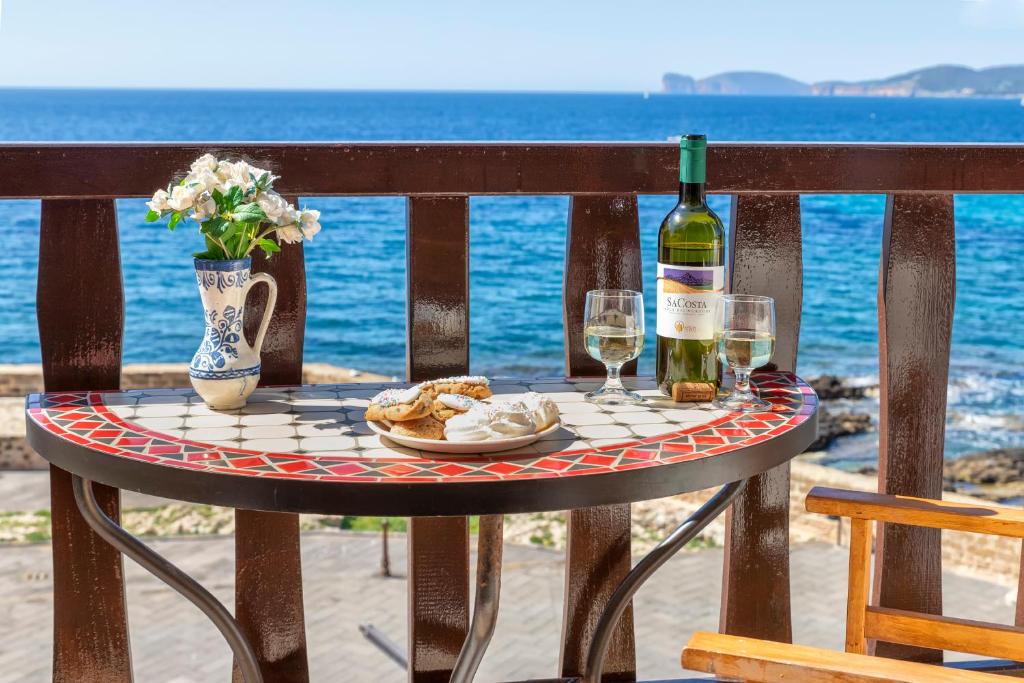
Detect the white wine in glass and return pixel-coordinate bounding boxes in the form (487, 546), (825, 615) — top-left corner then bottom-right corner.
(714, 295), (776, 411)
(583, 290), (645, 405)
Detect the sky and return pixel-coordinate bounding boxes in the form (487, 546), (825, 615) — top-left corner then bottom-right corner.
(0, 0), (1023, 91)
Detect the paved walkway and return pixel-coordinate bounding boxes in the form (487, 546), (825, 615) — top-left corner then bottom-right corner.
(0, 530), (1015, 682)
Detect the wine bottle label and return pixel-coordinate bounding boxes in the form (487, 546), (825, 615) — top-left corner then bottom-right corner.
(656, 263), (724, 340)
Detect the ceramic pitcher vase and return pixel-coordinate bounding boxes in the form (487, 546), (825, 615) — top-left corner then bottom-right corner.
(189, 258), (277, 410)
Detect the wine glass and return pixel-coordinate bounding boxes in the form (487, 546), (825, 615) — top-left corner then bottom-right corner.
(714, 294), (776, 411)
(583, 289), (645, 405)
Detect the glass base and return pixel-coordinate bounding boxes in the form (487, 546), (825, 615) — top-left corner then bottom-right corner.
(584, 386), (644, 405)
(714, 390), (770, 412)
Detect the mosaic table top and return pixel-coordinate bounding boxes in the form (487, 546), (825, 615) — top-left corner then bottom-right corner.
(26, 373), (817, 515)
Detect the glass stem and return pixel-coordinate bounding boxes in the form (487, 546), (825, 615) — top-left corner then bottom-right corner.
(733, 368), (753, 399)
(605, 364), (624, 391)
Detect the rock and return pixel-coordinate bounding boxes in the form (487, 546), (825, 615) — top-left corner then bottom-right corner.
(807, 375), (875, 400)
(944, 448), (1024, 486)
(806, 407), (873, 452)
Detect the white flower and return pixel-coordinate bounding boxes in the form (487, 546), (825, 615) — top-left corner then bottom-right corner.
(146, 189), (169, 213)
(276, 224), (304, 244)
(189, 169), (223, 195)
(190, 153), (218, 174)
(256, 191), (289, 221)
(167, 184), (199, 211)
(299, 209), (321, 240)
(192, 194), (217, 221)
(276, 205), (300, 226)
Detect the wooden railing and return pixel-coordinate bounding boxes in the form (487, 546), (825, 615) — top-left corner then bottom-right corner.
(4, 141), (1020, 681)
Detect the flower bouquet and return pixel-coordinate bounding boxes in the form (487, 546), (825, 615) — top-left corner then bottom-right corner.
(146, 154), (322, 409)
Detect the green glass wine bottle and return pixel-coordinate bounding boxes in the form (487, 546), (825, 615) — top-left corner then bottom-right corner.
(656, 134), (725, 399)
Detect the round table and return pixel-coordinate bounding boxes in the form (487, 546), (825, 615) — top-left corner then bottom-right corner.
(27, 372), (818, 683)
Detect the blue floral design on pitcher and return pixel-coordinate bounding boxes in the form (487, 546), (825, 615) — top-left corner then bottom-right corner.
(190, 305), (243, 372)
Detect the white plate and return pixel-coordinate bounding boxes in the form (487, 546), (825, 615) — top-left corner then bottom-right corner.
(367, 420), (563, 454)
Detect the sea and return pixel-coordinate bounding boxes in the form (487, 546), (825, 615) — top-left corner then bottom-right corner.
(0, 89), (1022, 466)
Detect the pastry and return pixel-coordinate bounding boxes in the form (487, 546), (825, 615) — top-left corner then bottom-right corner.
(444, 400), (536, 442)
(431, 393), (482, 422)
(520, 392), (559, 430)
(364, 385), (432, 422)
(389, 415), (445, 440)
(419, 375), (493, 400)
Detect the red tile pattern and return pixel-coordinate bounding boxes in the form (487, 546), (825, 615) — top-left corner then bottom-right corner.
(26, 374), (815, 485)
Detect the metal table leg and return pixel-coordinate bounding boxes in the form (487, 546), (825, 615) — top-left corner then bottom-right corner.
(72, 476), (264, 683)
(450, 514), (504, 683)
(582, 478), (749, 683)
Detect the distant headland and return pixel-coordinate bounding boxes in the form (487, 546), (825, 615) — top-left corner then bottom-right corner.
(662, 64), (1024, 98)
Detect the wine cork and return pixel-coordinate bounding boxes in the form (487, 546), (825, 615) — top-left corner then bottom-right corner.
(672, 381), (716, 403)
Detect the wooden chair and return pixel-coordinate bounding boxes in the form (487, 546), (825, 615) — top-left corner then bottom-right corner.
(682, 485), (1024, 682)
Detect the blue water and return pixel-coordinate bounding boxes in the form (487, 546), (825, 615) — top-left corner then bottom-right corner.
(1, 90), (1022, 461)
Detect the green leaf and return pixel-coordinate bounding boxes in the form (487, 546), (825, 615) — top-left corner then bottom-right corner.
(257, 238), (281, 258)
(231, 203), (267, 223)
(200, 216), (227, 236)
(226, 185), (243, 207)
(145, 210), (161, 223)
(211, 188), (225, 210)
(168, 212), (181, 231)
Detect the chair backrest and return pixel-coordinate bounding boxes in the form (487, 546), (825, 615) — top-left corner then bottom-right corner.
(807, 486), (1024, 662)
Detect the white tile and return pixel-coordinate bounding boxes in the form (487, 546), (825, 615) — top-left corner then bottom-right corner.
(159, 429), (187, 439)
(241, 425), (297, 439)
(560, 412), (615, 426)
(187, 404), (238, 417)
(239, 413), (293, 426)
(248, 391), (291, 402)
(186, 414), (240, 428)
(291, 399), (348, 412)
(491, 384), (528, 395)
(340, 398), (371, 408)
(555, 402), (602, 414)
(135, 417), (185, 430)
(355, 435), (383, 449)
(336, 389), (380, 399)
(613, 412), (667, 425)
(291, 390), (339, 400)
(136, 404), (189, 418)
(238, 438), (299, 453)
(590, 438), (633, 448)
(187, 427), (243, 441)
(575, 424), (633, 439)
(296, 423), (356, 438)
(542, 392), (585, 402)
(537, 426), (579, 441)
(206, 440), (242, 448)
(109, 405), (135, 418)
(662, 409), (716, 424)
(601, 403), (649, 413)
(571, 382), (602, 391)
(299, 436), (358, 452)
(240, 402), (291, 415)
(631, 423), (681, 437)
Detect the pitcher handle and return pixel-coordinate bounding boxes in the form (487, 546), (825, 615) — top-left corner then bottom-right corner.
(244, 272), (278, 358)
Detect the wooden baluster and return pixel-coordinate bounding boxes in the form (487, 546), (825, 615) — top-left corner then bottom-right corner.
(38, 199), (132, 683)
(560, 194), (640, 681)
(845, 519), (873, 655)
(873, 193), (955, 663)
(721, 193), (802, 643)
(236, 200), (310, 683)
(406, 196), (471, 683)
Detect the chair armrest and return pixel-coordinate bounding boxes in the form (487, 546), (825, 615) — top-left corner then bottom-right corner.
(681, 632), (1007, 682)
(805, 486), (1024, 538)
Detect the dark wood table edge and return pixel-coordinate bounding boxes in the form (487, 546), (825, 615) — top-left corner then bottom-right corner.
(26, 407), (817, 517)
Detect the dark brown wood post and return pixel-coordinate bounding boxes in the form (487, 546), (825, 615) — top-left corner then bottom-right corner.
(720, 193), (802, 643)
(406, 195), (471, 683)
(560, 194), (640, 681)
(38, 199), (133, 683)
(236, 212), (310, 683)
(873, 193), (955, 663)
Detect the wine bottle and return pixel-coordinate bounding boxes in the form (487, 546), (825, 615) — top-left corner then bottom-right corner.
(656, 134), (726, 398)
